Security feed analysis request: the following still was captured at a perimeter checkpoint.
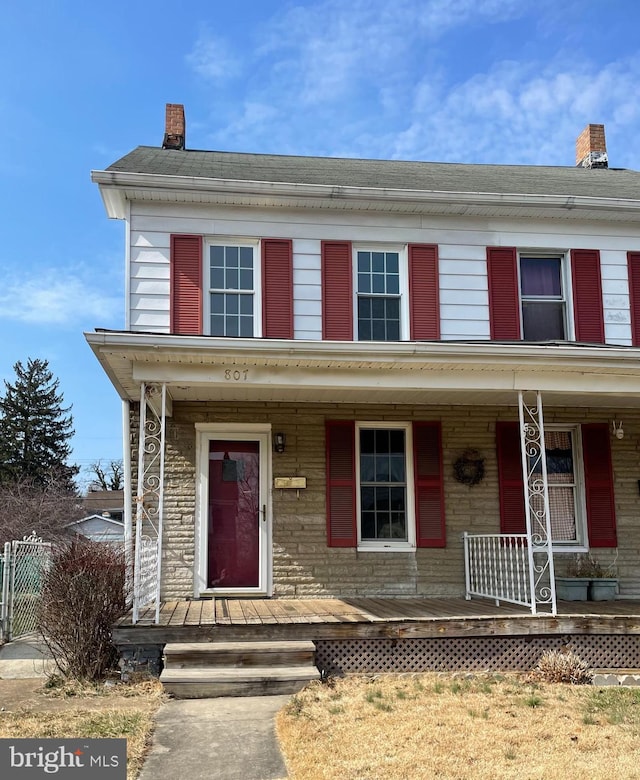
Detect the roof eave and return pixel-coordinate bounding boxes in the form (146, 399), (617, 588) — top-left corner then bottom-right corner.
(90, 170), (640, 220)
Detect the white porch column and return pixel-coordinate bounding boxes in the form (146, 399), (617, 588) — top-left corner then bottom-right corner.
(518, 391), (557, 616)
(132, 383), (167, 625)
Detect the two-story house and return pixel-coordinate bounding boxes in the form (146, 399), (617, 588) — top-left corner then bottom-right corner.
(89, 106), (640, 638)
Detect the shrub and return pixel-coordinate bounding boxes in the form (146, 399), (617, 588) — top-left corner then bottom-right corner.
(38, 539), (129, 681)
(535, 648), (593, 685)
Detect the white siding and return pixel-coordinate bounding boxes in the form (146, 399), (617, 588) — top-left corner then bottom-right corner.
(126, 202), (640, 345)
(601, 250), (632, 345)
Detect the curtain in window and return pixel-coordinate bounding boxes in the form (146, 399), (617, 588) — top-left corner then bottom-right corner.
(520, 258), (561, 296)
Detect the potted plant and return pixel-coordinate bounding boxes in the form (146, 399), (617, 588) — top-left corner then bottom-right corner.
(584, 555), (618, 601)
(555, 555), (591, 601)
(555, 554), (618, 602)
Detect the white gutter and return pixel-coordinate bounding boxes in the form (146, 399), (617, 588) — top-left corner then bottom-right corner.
(90, 170), (640, 220)
(85, 329), (640, 370)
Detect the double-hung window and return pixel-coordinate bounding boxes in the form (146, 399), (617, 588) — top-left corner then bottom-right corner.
(207, 241), (259, 337)
(519, 255), (568, 341)
(357, 423), (415, 549)
(532, 426), (586, 548)
(356, 248), (406, 341)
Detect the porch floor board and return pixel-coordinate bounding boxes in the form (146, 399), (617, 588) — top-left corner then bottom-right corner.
(113, 597), (640, 645)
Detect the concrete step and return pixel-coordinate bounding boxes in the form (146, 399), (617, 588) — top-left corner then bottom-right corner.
(163, 640), (316, 669)
(160, 665), (320, 698)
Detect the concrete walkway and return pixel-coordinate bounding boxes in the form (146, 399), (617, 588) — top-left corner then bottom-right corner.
(0, 634), (54, 679)
(0, 636), (289, 778)
(138, 695), (290, 780)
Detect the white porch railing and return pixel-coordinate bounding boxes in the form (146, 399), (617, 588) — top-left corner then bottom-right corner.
(463, 532), (532, 610)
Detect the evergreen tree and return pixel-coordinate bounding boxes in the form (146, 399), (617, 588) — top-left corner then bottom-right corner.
(0, 358), (78, 490)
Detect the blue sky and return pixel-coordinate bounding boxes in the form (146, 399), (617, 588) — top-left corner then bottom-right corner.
(1, 0), (639, 489)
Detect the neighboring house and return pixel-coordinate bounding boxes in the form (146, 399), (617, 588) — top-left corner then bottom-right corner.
(82, 489), (125, 524)
(66, 514), (125, 544)
(88, 106), (640, 623)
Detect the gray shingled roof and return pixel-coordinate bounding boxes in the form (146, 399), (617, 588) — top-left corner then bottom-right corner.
(105, 145), (640, 200)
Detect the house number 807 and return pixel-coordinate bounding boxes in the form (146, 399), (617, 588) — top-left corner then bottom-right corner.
(224, 369), (249, 381)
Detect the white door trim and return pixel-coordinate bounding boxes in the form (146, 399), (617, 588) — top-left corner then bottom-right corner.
(194, 423), (272, 597)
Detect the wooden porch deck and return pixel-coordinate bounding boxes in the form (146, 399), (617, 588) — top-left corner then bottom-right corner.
(113, 597), (640, 645)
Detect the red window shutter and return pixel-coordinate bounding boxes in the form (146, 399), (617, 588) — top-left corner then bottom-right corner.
(170, 235), (202, 335)
(409, 244), (440, 340)
(487, 247), (521, 340)
(628, 252), (640, 346)
(496, 421), (526, 534)
(322, 241), (353, 340)
(413, 422), (446, 547)
(571, 249), (605, 343)
(262, 239), (293, 338)
(582, 423), (617, 548)
(326, 421), (357, 547)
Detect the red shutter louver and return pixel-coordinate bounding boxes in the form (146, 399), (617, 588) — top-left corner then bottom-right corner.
(322, 241), (353, 340)
(413, 422), (446, 547)
(582, 423), (617, 548)
(409, 244), (440, 340)
(170, 235), (203, 335)
(326, 421), (357, 547)
(262, 239), (293, 338)
(496, 421), (526, 535)
(487, 247), (521, 340)
(571, 249), (605, 343)
(628, 252), (640, 346)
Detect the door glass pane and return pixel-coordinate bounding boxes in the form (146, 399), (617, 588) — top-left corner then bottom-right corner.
(208, 441), (260, 588)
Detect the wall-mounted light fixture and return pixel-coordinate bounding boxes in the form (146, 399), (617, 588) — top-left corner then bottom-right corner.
(612, 420), (624, 440)
(273, 432), (286, 453)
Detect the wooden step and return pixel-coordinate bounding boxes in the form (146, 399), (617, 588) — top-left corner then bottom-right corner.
(160, 665), (320, 698)
(163, 640), (316, 669)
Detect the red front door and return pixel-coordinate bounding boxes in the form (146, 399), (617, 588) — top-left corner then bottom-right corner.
(207, 440), (261, 589)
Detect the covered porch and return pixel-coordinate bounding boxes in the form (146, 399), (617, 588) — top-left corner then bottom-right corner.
(87, 332), (640, 624)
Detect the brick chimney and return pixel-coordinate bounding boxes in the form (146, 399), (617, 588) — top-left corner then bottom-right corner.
(576, 123), (608, 168)
(162, 103), (186, 150)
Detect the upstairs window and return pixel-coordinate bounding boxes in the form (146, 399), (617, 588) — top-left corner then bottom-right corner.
(519, 255), (567, 340)
(208, 243), (257, 337)
(356, 249), (404, 341)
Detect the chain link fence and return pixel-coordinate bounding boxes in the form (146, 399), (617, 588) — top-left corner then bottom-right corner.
(1, 532), (52, 642)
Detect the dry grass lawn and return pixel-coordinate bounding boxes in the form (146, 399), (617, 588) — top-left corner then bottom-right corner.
(276, 673), (640, 779)
(0, 677), (165, 779)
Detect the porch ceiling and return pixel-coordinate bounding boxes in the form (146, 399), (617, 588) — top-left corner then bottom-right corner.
(86, 330), (640, 409)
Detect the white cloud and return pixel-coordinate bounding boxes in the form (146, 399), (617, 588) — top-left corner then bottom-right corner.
(186, 28), (241, 82)
(0, 270), (121, 327)
(392, 58), (640, 166)
(185, 0), (640, 172)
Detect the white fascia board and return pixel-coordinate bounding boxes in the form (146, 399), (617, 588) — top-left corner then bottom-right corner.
(85, 330), (640, 375)
(131, 363), (640, 397)
(93, 181), (128, 219)
(89, 170), (640, 220)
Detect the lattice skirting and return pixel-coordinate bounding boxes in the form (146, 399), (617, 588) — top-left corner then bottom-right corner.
(314, 635), (640, 675)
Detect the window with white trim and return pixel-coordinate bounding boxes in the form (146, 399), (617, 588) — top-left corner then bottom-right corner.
(206, 241), (260, 337)
(355, 248), (407, 341)
(519, 254), (569, 341)
(357, 423), (415, 549)
(533, 426), (587, 547)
